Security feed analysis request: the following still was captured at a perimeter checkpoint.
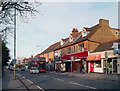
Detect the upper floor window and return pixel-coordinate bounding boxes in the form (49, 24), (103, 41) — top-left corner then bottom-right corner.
(69, 36), (73, 42)
(67, 47), (71, 54)
(73, 46), (75, 53)
(78, 44), (84, 52)
(61, 40), (63, 45)
(82, 30), (87, 37)
(116, 31), (118, 35)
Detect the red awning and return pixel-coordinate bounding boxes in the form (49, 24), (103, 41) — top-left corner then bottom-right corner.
(86, 53), (101, 61)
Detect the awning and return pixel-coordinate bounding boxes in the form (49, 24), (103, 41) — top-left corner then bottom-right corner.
(86, 53), (101, 61)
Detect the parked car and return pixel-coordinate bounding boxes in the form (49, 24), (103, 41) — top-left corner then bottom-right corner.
(21, 67), (25, 71)
(9, 67), (13, 70)
(30, 67), (39, 74)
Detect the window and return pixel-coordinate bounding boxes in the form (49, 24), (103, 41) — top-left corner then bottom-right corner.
(94, 61), (101, 68)
(69, 36), (73, 42)
(78, 44), (84, 52)
(82, 30), (87, 37)
(67, 47), (71, 54)
(116, 31), (118, 35)
(73, 46), (75, 53)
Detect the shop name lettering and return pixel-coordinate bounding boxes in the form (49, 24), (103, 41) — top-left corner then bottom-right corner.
(87, 57), (95, 60)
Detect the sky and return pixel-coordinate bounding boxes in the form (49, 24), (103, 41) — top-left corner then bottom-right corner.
(7, 1), (119, 60)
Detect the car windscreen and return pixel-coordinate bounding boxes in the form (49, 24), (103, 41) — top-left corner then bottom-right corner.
(32, 68), (37, 70)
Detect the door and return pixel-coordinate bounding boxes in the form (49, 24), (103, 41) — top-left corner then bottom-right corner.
(90, 62), (94, 72)
(113, 58), (117, 73)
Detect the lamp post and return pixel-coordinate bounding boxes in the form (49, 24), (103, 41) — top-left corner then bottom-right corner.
(105, 51), (108, 74)
(71, 56), (74, 74)
(13, 3), (16, 80)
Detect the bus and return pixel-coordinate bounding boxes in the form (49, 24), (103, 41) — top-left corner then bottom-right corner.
(30, 57), (46, 72)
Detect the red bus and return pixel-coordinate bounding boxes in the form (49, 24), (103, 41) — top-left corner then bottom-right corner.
(30, 57), (46, 72)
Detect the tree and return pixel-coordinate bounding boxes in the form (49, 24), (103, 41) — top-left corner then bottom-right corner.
(2, 40), (10, 69)
(0, 0), (41, 41)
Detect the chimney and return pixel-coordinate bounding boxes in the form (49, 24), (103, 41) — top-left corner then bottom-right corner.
(72, 28), (78, 34)
(99, 19), (109, 26)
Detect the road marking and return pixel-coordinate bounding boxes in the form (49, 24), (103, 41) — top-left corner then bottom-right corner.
(52, 77), (64, 82)
(27, 79), (33, 84)
(69, 82), (96, 89)
(37, 86), (44, 91)
(43, 75), (47, 78)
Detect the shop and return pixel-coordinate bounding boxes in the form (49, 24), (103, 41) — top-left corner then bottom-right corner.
(101, 50), (119, 74)
(55, 61), (62, 72)
(87, 50), (119, 74)
(62, 51), (88, 73)
(86, 53), (103, 73)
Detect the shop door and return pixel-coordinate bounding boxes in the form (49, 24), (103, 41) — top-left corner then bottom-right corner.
(90, 62), (94, 72)
(77, 62), (80, 72)
(113, 59), (117, 73)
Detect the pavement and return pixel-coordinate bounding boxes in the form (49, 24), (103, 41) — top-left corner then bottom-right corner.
(49, 71), (120, 82)
(2, 70), (43, 90)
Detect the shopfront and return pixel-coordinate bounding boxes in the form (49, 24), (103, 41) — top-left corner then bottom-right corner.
(101, 50), (119, 74)
(86, 53), (103, 73)
(87, 50), (119, 74)
(62, 51), (88, 73)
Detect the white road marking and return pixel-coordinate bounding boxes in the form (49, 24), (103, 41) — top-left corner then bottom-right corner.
(52, 77), (64, 82)
(43, 75), (47, 77)
(27, 79), (33, 84)
(37, 86), (44, 91)
(69, 82), (96, 89)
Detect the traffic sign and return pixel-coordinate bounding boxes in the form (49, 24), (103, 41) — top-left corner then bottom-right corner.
(12, 59), (16, 64)
(105, 52), (108, 60)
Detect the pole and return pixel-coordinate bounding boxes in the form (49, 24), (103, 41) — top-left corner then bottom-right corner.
(106, 58), (107, 74)
(71, 56), (73, 74)
(71, 59), (72, 73)
(105, 51), (108, 74)
(14, 4), (16, 80)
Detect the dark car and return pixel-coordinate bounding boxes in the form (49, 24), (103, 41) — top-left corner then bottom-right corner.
(21, 68), (25, 71)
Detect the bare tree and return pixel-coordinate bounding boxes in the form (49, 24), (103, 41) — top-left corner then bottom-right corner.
(0, 0), (42, 41)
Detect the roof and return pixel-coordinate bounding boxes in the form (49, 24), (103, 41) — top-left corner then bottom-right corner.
(41, 42), (60, 54)
(94, 39), (120, 52)
(111, 28), (120, 30)
(74, 24), (100, 44)
(61, 37), (69, 42)
(61, 31), (81, 48)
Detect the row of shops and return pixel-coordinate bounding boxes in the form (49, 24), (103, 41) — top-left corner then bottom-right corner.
(55, 50), (119, 74)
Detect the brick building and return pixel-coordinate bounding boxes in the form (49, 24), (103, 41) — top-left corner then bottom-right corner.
(38, 19), (120, 73)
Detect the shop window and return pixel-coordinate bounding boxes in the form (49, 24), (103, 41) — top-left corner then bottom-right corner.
(78, 44), (84, 52)
(94, 61), (101, 68)
(67, 47), (71, 54)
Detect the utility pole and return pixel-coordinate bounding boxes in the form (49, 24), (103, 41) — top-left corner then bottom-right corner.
(105, 51), (108, 74)
(71, 56), (74, 74)
(14, 3), (16, 80)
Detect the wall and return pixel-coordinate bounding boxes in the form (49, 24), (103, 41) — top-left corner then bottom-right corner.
(90, 26), (116, 43)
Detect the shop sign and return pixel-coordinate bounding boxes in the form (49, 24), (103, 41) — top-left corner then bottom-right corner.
(86, 54), (101, 61)
(101, 50), (118, 58)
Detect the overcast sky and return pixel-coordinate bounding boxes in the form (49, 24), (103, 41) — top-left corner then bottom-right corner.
(7, 1), (119, 60)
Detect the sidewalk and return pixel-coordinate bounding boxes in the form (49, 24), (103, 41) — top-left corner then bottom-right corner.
(2, 70), (26, 90)
(50, 71), (120, 82)
(2, 70), (43, 90)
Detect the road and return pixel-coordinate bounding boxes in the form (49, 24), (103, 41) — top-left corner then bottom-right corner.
(14, 70), (119, 90)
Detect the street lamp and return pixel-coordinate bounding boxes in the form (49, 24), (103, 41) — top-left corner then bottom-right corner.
(13, 3), (16, 80)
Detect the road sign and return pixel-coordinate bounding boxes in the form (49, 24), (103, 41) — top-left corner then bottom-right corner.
(105, 52), (108, 60)
(12, 59), (16, 64)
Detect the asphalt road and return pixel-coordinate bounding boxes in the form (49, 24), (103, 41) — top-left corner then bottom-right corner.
(15, 70), (119, 90)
